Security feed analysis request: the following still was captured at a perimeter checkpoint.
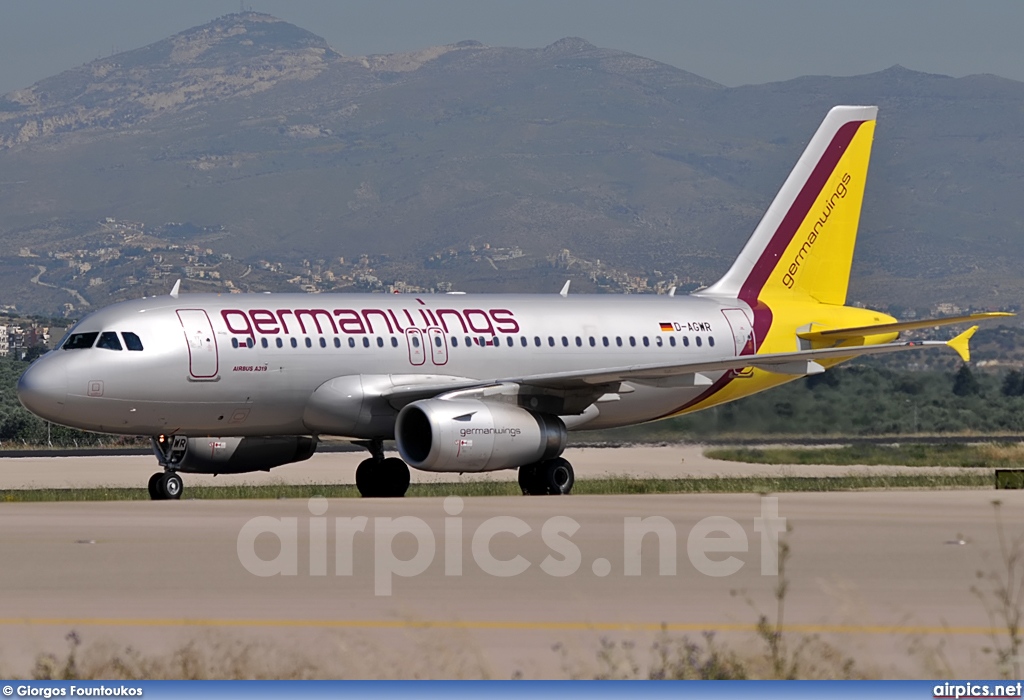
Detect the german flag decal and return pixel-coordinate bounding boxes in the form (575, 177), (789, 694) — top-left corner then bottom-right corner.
(659, 322), (674, 332)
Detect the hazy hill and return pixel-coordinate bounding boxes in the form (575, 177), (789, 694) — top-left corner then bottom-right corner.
(0, 12), (1022, 314)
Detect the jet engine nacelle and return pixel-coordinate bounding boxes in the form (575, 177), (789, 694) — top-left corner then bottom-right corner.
(154, 435), (317, 474)
(395, 399), (566, 472)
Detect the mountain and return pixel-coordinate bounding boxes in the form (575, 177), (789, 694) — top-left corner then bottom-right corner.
(0, 12), (1022, 315)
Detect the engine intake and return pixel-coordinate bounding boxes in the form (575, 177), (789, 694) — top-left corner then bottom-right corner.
(154, 435), (317, 474)
(395, 399), (566, 472)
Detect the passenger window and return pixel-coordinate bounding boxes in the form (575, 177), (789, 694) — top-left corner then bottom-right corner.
(548, 337), (555, 347)
(122, 332), (144, 351)
(534, 336), (541, 347)
(334, 337), (341, 348)
(629, 337), (636, 347)
(291, 338), (298, 348)
(561, 336), (569, 347)
(709, 336), (715, 347)
(63, 332), (99, 350)
(506, 337), (513, 347)
(642, 337), (650, 347)
(683, 336), (690, 347)
(696, 336), (703, 347)
(348, 338), (356, 348)
(452, 337), (459, 348)
(305, 338), (312, 348)
(319, 338), (327, 348)
(589, 337), (596, 347)
(377, 337), (384, 348)
(436, 336), (444, 348)
(96, 331), (122, 350)
(412, 336), (420, 348)
(575, 336), (582, 347)
(520, 337), (527, 347)
(602, 337), (609, 347)
(277, 338), (283, 348)
(391, 337), (398, 348)
(362, 338), (370, 348)
(261, 338), (269, 349)
(656, 336), (663, 347)
(246, 338), (254, 348)
(669, 336), (677, 347)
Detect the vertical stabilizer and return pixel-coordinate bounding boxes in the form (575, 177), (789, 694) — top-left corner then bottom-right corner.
(699, 106), (877, 305)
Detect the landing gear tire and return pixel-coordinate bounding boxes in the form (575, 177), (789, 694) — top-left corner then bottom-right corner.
(161, 472), (183, 499)
(355, 457), (410, 498)
(147, 472), (165, 500)
(519, 458), (574, 495)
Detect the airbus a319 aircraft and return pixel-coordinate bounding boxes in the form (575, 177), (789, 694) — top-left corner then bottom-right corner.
(17, 106), (1009, 500)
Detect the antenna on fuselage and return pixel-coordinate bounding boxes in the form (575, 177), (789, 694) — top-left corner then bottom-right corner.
(559, 280), (570, 297)
(169, 279), (181, 299)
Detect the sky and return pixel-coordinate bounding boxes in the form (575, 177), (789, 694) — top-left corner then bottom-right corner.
(2, 0), (1024, 95)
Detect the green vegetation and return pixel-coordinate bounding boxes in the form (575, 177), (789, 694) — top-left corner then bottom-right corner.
(580, 362), (1024, 442)
(0, 473), (994, 502)
(706, 443), (1024, 468)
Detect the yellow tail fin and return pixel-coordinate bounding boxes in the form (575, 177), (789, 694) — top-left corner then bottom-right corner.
(700, 106), (877, 306)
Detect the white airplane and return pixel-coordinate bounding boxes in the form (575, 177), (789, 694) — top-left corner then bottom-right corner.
(17, 106), (1008, 500)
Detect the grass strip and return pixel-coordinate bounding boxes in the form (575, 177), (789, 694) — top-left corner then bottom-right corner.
(0, 473), (994, 502)
(706, 443), (1024, 468)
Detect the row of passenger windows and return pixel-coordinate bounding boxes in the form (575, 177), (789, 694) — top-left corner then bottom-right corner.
(62, 331), (144, 351)
(232, 334), (715, 350)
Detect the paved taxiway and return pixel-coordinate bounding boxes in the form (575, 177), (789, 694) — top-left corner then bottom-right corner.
(0, 444), (980, 490)
(0, 482), (1019, 678)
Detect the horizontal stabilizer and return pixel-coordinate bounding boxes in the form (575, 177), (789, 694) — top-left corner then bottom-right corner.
(797, 312), (1013, 342)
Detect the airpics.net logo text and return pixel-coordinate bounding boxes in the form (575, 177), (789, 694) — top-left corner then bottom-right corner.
(236, 496), (787, 596)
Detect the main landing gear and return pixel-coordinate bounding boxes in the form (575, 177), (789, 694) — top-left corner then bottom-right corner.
(353, 439), (411, 498)
(518, 457), (575, 495)
(147, 471), (183, 500)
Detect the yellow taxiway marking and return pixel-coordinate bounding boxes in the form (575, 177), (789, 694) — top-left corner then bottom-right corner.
(0, 618), (1000, 636)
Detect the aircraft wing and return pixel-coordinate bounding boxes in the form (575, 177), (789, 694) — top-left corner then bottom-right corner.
(381, 327), (978, 407)
(503, 326), (977, 390)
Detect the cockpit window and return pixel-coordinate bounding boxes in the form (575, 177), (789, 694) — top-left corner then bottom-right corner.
(122, 332), (144, 351)
(63, 332), (99, 350)
(96, 331), (123, 351)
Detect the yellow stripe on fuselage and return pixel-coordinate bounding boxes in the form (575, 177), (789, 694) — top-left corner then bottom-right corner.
(671, 302), (897, 416)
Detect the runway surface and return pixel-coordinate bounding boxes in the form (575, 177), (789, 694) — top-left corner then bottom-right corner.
(0, 444), (980, 490)
(0, 485), (1020, 678)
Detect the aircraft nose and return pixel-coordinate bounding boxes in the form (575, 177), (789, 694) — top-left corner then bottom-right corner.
(17, 359), (67, 420)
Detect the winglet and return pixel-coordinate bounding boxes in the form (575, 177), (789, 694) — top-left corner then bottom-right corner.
(947, 325), (978, 363)
(169, 279), (181, 299)
(559, 280), (570, 297)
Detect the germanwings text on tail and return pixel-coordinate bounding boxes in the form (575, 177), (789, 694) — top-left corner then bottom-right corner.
(17, 106), (1010, 499)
